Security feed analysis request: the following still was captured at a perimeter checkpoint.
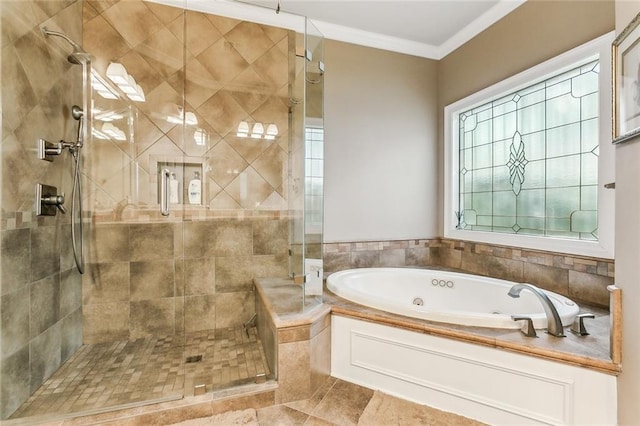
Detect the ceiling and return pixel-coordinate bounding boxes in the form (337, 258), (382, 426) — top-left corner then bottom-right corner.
(154, 0), (526, 59)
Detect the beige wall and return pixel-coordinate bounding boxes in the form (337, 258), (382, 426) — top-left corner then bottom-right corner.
(323, 40), (439, 242)
(614, 2), (640, 423)
(437, 0), (615, 234)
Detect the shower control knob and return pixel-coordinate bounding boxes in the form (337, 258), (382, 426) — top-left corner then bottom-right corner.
(42, 194), (66, 214)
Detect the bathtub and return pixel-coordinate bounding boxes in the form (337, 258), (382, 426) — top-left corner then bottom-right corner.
(326, 267), (580, 329)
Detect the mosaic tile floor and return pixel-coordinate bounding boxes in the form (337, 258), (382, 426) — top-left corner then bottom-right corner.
(11, 326), (270, 419)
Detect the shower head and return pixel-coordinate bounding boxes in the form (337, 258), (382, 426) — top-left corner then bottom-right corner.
(40, 26), (92, 65)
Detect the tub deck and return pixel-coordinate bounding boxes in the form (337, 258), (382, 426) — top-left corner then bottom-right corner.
(325, 286), (620, 375)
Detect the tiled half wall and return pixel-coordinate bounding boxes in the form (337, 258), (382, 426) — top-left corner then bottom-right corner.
(324, 238), (614, 308)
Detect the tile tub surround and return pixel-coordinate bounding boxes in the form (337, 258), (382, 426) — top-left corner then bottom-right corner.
(324, 238), (615, 308)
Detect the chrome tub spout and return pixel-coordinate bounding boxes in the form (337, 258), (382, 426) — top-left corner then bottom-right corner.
(508, 283), (566, 337)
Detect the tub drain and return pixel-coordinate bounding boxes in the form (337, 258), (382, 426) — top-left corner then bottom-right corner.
(412, 297), (424, 306)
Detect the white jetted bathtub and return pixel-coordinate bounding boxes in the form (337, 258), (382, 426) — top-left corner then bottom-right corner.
(326, 267), (580, 329)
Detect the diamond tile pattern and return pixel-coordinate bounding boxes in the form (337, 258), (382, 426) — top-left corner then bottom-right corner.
(85, 0), (290, 212)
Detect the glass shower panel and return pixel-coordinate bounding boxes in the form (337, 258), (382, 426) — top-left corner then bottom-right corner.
(287, 16), (324, 303)
(180, 1), (293, 391)
(303, 19), (324, 300)
(289, 29), (307, 281)
(83, 0), (188, 411)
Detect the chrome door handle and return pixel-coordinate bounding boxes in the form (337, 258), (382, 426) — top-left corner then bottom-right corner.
(160, 168), (170, 216)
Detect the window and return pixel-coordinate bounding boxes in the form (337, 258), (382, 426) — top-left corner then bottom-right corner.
(444, 33), (614, 258)
(305, 126), (324, 233)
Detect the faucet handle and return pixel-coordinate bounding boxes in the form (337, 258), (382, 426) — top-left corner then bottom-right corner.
(571, 313), (595, 336)
(511, 315), (538, 338)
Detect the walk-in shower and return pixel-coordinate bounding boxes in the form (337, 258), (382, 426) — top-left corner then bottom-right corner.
(0, 0), (323, 421)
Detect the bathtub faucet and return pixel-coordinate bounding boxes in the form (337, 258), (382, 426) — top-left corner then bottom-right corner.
(508, 283), (566, 337)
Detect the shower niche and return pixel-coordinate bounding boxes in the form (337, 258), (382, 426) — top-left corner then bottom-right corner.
(156, 161), (204, 207)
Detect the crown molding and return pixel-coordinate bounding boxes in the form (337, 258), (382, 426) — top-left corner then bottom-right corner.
(437, 0), (527, 59)
(148, 0), (525, 60)
(311, 20), (441, 59)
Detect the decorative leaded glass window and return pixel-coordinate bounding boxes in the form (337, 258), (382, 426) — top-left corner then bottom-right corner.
(444, 34), (614, 258)
(457, 60), (600, 240)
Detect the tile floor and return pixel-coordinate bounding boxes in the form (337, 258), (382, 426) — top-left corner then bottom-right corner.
(11, 326), (270, 420)
(254, 377), (483, 426)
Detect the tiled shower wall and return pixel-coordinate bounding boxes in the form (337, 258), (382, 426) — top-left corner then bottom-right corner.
(81, 2), (292, 343)
(0, 1), (84, 418)
(82, 0), (290, 212)
(324, 238), (614, 308)
(83, 218), (288, 343)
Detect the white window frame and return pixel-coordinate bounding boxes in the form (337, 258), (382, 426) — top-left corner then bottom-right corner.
(444, 32), (615, 259)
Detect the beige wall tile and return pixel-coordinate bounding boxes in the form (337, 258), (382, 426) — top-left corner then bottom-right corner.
(29, 325), (61, 393)
(523, 262), (569, 295)
(30, 275), (60, 339)
(130, 260), (175, 301)
(277, 325), (310, 344)
(379, 248), (406, 267)
(129, 223), (175, 261)
(1, 229), (31, 295)
(184, 295), (216, 332)
(83, 14), (130, 74)
(88, 224), (130, 263)
(83, 302), (130, 344)
(310, 326), (331, 393)
(323, 252), (350, 274)
(405, 247), (431, 266)
(215, 291), (254, 328)
(30, 225), (60, 281)
(1, 286), (30, 358)
(60, 270), (82, 318)
(183, 221), (216, 259)
(253, 219), (288, 256)
(216, 255), (285, 293)
(350, 251), (379, 268)
(0, 347), (30, 417)
(102, 1), (163, 48)
(82, 262), (130, 305)
(183, 257), (215, 295)
(211, 221), (252, 256)
(130, 299), (175, 338)
(276, 340), (311, 403)
(568, 270), (613, 308)
(60, 308), (82, 363)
